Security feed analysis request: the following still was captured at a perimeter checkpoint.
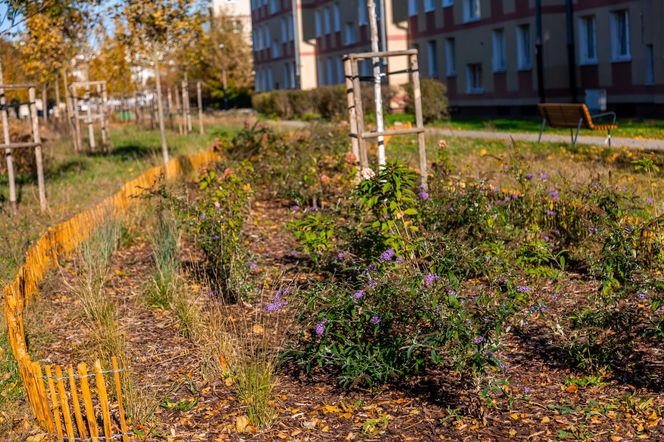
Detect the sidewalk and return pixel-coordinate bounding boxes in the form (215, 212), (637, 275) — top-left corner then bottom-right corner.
(268, 120), (664, 151)
(426, 128), (664, 151)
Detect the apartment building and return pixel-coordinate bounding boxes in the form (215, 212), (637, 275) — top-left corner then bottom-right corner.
(252, 0), (663, 114)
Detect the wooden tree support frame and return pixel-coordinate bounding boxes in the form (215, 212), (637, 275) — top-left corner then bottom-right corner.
(0, 81), (48, 213)
(69, 80), (112, 153)
(343, 49), (429, 189)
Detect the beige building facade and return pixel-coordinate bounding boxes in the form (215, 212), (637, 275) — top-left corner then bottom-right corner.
(253, 0), (664, 114)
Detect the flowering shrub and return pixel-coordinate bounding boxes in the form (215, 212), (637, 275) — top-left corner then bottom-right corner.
(286, 263), (518, 389)
(152, 162), (256, 302)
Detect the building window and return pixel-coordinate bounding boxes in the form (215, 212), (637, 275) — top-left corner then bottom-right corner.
(280, 17), (287, 43)
(492, 29), (506, 72)
(288, 15), (294, 41)
(516, 24), (532, 70)
(327, 58), (334, 85)
(264, 27), (271, 48)
(463, 0), (480, 23)
(427, 40), (438, 77)
(283, 63), (290, 89)
(645, 44), (654, 85)
(333, 4), (341, 33)
(267, 68), (274, 91)
(323, 7), (331, 34)
(359, 0), (368, 25)
(344, 23), (357, 45)
(466, 63), (483, 93)
(444, 38), (456, 76)
(425, 0), (435, 12)
(408, 0), (418, 16)
(272, 39), (280, 58)
(443, 0), (454, 7)
(578, 16), (597, 65)
(610, 10), (631, 62)
(337, 57), (345, 84)
(315, 10), (322, 37)
(268, 0), (278, 14)
(317, 60), (324, 86)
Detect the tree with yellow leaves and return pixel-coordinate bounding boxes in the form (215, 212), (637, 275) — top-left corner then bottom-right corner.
(118, 0), (203, 164)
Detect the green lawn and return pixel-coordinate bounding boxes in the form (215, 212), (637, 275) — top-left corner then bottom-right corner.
(435, 116), (664, 140)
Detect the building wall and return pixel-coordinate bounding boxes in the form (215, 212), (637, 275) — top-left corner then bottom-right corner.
(213, 0), (253, 44)
(251, 0), (663, 112)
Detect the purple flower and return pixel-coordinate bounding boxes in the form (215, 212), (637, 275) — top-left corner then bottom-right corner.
(418, 191), (429, 200)
(539, 173), (549, 180)
(264, 289), (289, 312)
(545, 209), (555, 216)
(379, 249), (396, 262)
(247, 261), (259, 271)
(423, 273), (439, 287)
(200, 213), (206, 220)
(637, 293), (647, 300)
(511, 194), (520, 200)
(525, 173), (534, 180)
(589, 226), (598, 234)
(503, 164), (509, 171)
(353, 290), (365, 300)
(446, 289), (457, 295)
(367, 264), (377, 272)
(523, 387), (532, 394)
(517, 286), (531, 293)
(473, 336), (485, 344)
(315, 319), (327, 337)
(336, 252), (347, 261)
(395, 256), (404, 263)
(212, 234), (219, 241)
(547, 189), (560, 200)
(491, 213), (498, 220)
(291, 204), (301, 212)
(366, 279), (378, 289)
(645, 197), (654, 204)
(370, 315), (381, 325)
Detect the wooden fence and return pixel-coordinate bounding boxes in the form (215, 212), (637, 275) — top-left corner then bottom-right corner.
(3, 150), (219, 440)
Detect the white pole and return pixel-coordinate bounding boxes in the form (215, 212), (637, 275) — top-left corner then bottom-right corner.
(368, 0), (386, 167)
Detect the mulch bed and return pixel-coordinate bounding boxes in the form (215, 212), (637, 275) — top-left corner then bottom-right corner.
(28, 198), (663, 441)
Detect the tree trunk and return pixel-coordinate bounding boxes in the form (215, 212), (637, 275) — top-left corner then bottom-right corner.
(0, 61), (17, 214)
(197, 80), (204, 135)
(154, 58), (169, 164)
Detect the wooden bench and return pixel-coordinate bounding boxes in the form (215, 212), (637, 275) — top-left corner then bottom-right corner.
(537, 103), (618, 147)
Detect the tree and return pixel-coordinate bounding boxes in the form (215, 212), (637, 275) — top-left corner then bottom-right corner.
(119, 0), (203, 164)
(88, 19), (135, 99)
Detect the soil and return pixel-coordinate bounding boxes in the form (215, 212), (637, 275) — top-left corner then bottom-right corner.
(28, 196), (663, 441)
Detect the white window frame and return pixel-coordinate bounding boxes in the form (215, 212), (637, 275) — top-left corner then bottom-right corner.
(578, 15), (597, 65)
(610, 10), (631, 62)
(492, 29), (506, 72)
(444, 38), (456, 76)
(516, 24), (532, 70)
(463, 0), (480, 23)
(333, 4), (341, 33)
(427, 40), (438, 77)
(466, 63), (484, 94)
(425, 0), (435, 12)
(408, 0), (418, 16)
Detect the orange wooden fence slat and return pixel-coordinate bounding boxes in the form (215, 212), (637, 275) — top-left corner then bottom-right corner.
(44, 365), (64, 441)
(94, 360), (114, 440)
(55, 365), (76, 441)
(78, 363), (99, 441)
(112, 356), (130, 442)
(68, 365), (88, 439)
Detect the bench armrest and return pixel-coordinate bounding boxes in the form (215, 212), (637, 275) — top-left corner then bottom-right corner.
(591, 111), (617, 124)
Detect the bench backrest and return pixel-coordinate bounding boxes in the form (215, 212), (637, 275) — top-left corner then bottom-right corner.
(538, 103), (594, 129)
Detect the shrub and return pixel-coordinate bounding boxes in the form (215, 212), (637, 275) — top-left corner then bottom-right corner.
(287, 264), (517, 389)
(405, 78), (449, 123)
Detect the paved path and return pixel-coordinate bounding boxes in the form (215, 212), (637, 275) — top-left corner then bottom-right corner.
(268, 120), (664, 152)
(426, 128), (664, 151)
